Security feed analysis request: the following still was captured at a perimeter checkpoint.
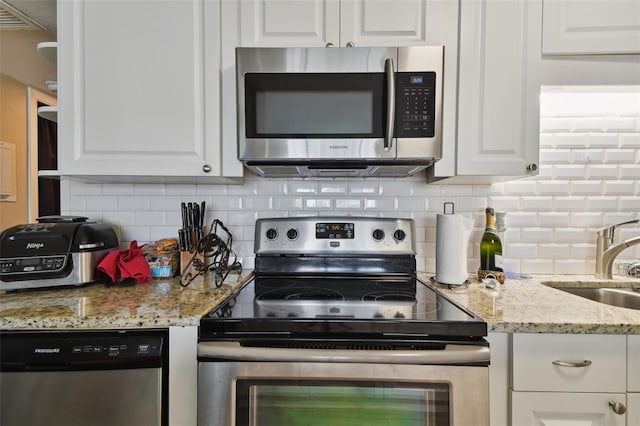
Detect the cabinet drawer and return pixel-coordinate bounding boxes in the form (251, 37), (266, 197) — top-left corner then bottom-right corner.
(512, 333), (626, 393)
(511, 391), (627, 426)
(629, 335), (640, 392)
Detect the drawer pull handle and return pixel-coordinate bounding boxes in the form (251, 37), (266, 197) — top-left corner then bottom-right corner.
(609, 400), (626, 415)
(552, 360), (592, 367)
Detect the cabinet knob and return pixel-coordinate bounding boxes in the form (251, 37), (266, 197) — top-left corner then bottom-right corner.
(526, 163), (538, 172)
(325, 42), (334, 47)
(346, 41), (354, 47)
(202, 164), (212, 173)
(608, 400), (626, 415)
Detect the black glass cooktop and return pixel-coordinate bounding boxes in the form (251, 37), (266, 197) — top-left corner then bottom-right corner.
(200, 277), (486, 340)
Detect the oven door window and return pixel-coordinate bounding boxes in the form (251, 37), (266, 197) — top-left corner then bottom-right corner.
(236, 379), (450, 426)
(244, 73), (385, 138)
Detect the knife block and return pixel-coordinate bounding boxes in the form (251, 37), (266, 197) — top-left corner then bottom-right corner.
(180, 251), (207, 282)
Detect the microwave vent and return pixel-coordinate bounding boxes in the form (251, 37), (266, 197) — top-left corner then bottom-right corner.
(0, 0), (46, 30)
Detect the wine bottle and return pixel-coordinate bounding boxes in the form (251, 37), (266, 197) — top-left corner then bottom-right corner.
(479, 207), (503, 273)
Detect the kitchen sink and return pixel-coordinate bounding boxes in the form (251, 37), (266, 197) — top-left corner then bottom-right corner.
(553, 286), (640, 310)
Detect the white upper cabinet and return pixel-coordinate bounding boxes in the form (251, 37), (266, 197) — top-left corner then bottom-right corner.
(58, 0), (242, 181)
(543, 0), (640, 55)
(428, 0), (542, 182)
(238, 0), (429, 47)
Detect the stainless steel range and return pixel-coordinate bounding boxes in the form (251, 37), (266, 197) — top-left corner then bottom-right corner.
(198, 217), (489, 426)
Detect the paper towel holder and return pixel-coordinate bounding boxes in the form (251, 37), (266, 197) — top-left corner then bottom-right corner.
(443, 201), (455, 215)
(429, 275), (471, 289)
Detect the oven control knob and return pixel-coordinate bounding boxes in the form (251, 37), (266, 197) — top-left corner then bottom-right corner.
(287, 228), (299, 240)
(266, 228), (278, 240)
(394, 312), (406, 319)
(372, 229), (385, 241)
(393, 229), (406, 242)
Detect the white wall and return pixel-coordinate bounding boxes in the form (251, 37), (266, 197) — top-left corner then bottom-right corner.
(61, 87), (640, 275)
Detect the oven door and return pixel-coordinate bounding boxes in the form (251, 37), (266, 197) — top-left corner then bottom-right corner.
(197, 342), (489, 426)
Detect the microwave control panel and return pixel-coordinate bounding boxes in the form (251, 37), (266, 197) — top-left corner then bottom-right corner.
(395, 72), (436, 138)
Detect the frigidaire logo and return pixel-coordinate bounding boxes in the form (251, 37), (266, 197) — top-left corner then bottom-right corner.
(329, 145), (348, 150)
(34, 348), (60, 354)
(26, 242), (44, 249)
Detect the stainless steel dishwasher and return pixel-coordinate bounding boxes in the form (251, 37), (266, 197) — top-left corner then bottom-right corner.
(0, 329), (168, 426)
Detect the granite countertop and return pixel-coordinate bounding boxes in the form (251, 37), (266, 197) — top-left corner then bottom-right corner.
(420, 273), (640, 334)
(0, 271), (253, 330)
(3, 270), (639, 334)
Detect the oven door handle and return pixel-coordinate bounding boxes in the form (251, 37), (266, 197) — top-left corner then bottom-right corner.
(197, 341), (489, 365)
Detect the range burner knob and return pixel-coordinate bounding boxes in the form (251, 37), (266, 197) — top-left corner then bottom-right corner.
(372, 229), (385, 241)
(286, 228), (299, 240)
(394, 311), (406, 319)
(265, 228), (278, 240)
(393, 229), (406, 242)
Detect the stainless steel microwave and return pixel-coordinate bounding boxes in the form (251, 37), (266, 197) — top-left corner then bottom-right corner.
(236, 46), (444, 178)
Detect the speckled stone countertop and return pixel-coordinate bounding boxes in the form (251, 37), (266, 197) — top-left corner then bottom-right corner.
(420, 273), (640, 334)
(0, 271), (253, 330)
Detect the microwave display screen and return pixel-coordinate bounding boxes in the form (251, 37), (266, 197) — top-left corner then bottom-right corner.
(245, 73), (385, 138)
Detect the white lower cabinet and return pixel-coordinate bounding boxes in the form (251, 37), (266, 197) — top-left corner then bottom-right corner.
(510, 333), (629, 425)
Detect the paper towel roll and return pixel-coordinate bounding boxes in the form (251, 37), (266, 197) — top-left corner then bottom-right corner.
(435, 213), (474, 285)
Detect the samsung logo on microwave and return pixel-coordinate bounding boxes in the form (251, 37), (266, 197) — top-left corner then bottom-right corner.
(329, 145), (349, 150)
(34, 348), (61, 354)
(26, 242), (44, 250)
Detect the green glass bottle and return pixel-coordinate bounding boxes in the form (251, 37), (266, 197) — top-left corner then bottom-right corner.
(479, 207), (503, 272)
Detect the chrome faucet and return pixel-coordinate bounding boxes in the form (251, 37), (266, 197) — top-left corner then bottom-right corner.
(595, 219), (640, 279)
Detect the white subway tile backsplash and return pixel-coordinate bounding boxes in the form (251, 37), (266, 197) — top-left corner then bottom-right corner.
(537, 212), (570, 227)
(586, 165), (619, 180)
(586, 134), (620, 149)
(552, 165), (587, 179)
(572, 117), (605, 132)
(554, 259), (588, 274)
(553, 196), (587, 211)
(571, 149), (605, 164)
(519, 196), (553, 211)
(537, 180), (571, 195)
(570, 180), (604, 195)
(586, 196), (620, 211)
(603, 180), (635, 195)
(604, 149), (639, 166)
(304, 198), (332, 210)
(570, 212), (603, 227)
(520, 227), (554, 243)
(62, 88), (640, 275)
(335, 198), (362, 210)
(620, 133), (640, 148)
(133, 211), (165, 226)
(86, 195), (119, 211)
(554, 227), (587, 243)
(605, 117), (637, 132)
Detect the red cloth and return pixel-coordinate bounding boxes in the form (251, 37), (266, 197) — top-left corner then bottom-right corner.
(98, 241), (151, 284)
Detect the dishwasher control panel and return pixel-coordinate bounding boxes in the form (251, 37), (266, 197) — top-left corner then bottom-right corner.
(0, 331), (166, 369)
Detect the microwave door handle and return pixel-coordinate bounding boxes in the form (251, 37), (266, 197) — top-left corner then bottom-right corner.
(384, 57), (395, 151)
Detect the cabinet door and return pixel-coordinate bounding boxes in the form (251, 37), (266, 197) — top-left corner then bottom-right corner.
(629, 335), (640, 392)
(431, 0), (541, 181)
(239, 0), (340, 47)
(340, 0), (427, 47)
(629, 393), (640, 426)
(58, 0), (225, 177)
(543, 0), (640, 55)
(511, 391), (627, 426)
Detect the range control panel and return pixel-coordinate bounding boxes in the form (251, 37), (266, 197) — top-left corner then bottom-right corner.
(255, 217), (415, 255)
